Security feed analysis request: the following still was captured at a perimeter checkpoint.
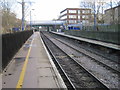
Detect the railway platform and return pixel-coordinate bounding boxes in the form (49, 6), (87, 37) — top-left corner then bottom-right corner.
(2, 31), (66, 89)
(51, 31), (120, 50)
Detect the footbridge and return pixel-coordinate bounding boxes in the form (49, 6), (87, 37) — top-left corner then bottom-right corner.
(27, 20), (64, 31)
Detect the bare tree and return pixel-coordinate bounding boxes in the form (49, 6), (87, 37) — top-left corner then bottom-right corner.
(80, 0), (105, 25)
(0, 0), (22, 33)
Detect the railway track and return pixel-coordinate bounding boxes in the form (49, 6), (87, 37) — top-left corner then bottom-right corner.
(51, 34), (120, 74)
(51, 32), (119, 64)
(47, 33), (120, 89)
(46, 32), (119, 74)
(40, 31), (110, 89)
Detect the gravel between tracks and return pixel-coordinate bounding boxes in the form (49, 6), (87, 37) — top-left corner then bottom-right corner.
(43, 32), (119, 89)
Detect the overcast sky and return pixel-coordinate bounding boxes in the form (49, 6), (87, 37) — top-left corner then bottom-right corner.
(12, 0), (118, 22)
(14, 0), (81, 21)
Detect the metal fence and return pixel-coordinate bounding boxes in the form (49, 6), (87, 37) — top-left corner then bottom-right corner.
(82, 24), (120, 32)
(65, 30), (120, 44)
(2, 30), (33, 70)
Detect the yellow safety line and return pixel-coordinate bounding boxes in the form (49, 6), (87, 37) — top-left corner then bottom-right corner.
(16, 38), (34, 89)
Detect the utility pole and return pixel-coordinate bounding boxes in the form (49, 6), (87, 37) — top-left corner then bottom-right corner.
(18, 1), (34, 31)
(110, 0), (112, 8)
(94, 0), (96, 30)
(102, 2), (104, 24)
(110, 0), (114, 24)
(22, 0), (25, 31)
(98, 1), (106, 24)
(30, 10), (31, 30)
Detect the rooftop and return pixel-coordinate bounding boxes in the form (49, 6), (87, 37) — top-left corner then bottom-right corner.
(105, 5), (120, 12)
(60, 8), (91, 13)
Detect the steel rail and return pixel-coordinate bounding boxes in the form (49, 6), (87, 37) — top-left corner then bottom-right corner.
(41, 32), (110, 90)
(50, 32), (119, 64)
(40, 32), (76, 90)
(54, 37), (120, 74)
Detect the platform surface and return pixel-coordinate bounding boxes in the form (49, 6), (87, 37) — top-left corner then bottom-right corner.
(51, 31), (120, 50)
(2, 32), (66, 89)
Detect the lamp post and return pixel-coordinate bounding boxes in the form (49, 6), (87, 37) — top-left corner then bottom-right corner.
(30, 9), (34, 30)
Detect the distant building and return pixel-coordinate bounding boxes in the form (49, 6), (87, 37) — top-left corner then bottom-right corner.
(58, 8), (92, 26)
(104, 5), (120, 24)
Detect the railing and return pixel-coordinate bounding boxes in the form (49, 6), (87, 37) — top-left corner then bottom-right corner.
(2, 30), (33, 70)
(65, 30), (120, 44)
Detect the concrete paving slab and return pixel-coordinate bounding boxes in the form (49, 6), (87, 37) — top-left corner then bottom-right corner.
(22, 57), (38, 88)
(38, 68), (54, 77)
(2, 57), (25, 88)
(37, 62), (52, 68)
(38, 76), (58, 88)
